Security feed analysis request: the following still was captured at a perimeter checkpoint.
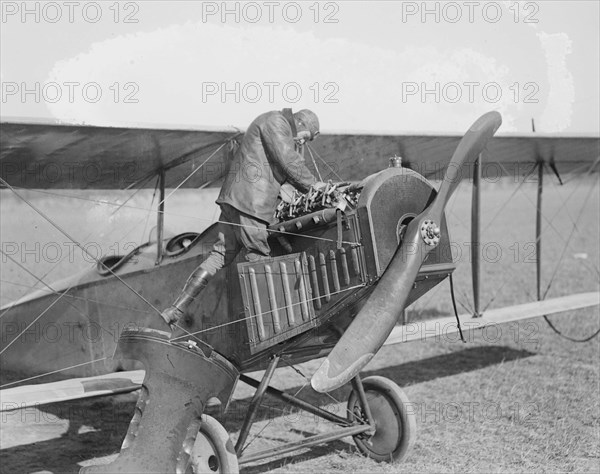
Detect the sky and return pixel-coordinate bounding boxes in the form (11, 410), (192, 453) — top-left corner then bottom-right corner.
(1, 0), (599, 134)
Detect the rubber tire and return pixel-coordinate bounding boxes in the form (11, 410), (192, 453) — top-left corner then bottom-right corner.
(189, 414), (239, 474)
(347, 376), (417, 463)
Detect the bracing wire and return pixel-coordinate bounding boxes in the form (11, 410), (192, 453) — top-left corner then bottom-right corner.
(306, 143), (323, 181)
(0, 179), (163, 328)
(10, 187), (358, 247)
(0, 137), (357, 388)
(306, 143), (345, 182)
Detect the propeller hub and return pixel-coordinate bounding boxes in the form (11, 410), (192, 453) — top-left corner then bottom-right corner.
(420, 220), (441, 247)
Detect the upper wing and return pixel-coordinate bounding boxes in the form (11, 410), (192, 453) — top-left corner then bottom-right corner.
(0, 118), (240, 189)
(1, 118), (598, 189)
(311, 132), (600, 181)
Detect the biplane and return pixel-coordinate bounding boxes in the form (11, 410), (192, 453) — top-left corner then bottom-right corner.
(0, 111), (598, 473)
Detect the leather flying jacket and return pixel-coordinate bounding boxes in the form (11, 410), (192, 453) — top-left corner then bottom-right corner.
(216, 110), (318, 223)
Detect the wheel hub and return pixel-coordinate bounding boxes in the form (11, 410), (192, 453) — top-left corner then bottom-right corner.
(420, 219), (441, 247)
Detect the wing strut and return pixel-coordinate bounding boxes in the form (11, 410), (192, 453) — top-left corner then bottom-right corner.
(155, 168), (166, 265)
(471, 153), (482, 317)
(536, 160), (543, 300)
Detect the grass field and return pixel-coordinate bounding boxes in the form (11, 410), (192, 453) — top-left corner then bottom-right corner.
(1, 176), (599, 473)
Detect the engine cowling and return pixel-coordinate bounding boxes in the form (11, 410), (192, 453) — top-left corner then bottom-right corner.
(356, 166), (454, 282)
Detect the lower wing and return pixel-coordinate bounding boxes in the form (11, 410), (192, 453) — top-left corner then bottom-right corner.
(1, 291), (597, 412)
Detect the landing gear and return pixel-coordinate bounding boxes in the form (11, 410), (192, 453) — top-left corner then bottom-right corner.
(98, 330), (416, 472)
(347, 376), (417, 463)
(233, 368), (416, 466)
(188, 415), (239, 474)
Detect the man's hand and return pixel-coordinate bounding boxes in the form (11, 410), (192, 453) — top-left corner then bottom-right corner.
(313, 181), (329, 191)
(279, 183), (296, 203)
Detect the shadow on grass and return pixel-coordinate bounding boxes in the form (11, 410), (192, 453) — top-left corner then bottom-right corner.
(0, 345), (533, 473)
(221, 345), (534, 430)
(1, 395), (136, 474)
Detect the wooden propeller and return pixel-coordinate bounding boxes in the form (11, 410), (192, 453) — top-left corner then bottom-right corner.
(311, 111), (503, 393)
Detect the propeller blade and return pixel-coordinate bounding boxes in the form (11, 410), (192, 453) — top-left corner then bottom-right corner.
(311, 111), (502, 393)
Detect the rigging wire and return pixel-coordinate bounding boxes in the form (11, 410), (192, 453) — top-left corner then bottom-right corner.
(0, 279), (150, 314)
(110, 173), (157, 217)
(0, 138), (356, 387)
(0, 280), (72, 356)
(449, 274), (466, 343)
(306, 143), (345, 182)
(141, 174), (160, 245)
(280, 358), (358, 422)
(1, 137), (236, 322)
(162, 140), (229, 203)
(494, 162), (587, 257)
(541, 165), (600, 279)
(306, 143), (323, 181)
(480, 161), (598, 311)
(0, 178), (162, 317)
(542, 315), (600, 343)
(539, 178), (600, 343)
(0, 176), (168, 319)
(0, 198), (179, 318)
(478, 162), (599, 341)
(0, 140), (229, 317)
(12, 187), (358, 247)
(4, 132), (597, 394)
(0, 138), (233, 321)
(0, 250), (135, 333)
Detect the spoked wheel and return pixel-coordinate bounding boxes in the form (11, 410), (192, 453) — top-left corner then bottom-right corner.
(347, 376), (417, 463)
(188, 415), (239, 474)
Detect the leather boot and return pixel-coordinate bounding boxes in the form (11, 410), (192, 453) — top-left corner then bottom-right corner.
(160, 267), (211, 326)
